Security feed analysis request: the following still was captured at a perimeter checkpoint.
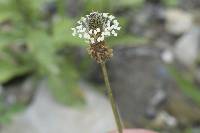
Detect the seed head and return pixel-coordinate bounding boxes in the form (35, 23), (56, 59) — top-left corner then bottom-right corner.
(71, 12), (121, 45)
(71, 12), (120, 63)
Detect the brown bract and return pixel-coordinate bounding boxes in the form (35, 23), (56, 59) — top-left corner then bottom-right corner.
(87, 41), (113, 63)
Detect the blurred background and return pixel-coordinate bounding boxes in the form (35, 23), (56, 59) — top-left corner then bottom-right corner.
(0, 0), (200, 133)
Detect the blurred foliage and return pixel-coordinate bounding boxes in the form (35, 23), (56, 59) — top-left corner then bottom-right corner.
(82, 0), (145, 12)
(0, 0), (87, 111)
(168, 65), (200, 106)
(163, 0), (178, 6)
(0, 100), (25, 124)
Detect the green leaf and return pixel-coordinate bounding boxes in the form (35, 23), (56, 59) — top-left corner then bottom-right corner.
(27, 29), (84, 106)
(0, 102), (25, 124)
(48, 60), (85, 106)
(0, 56), (32, 83)
(163, 0), (178, 6)
(27, 29), (59, 75)
(0, 30), (24, 50)
(0, 0), (20, 22)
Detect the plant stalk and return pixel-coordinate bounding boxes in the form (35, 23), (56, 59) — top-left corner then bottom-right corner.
(100, 62), (123, 133)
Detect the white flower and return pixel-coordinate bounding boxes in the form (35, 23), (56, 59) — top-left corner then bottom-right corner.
(94, 30), (97, 35)
(103, 13), (108, 17)
(89, 29), (93, 34)
(96, 28), (100, 32)
(116, 27), (121, 30)
(82, 28), (86, 32)
(90, 38), (95, 44)
(100, 36), (104, 41)
(111, 30), (117, 36)
(108, 15), (115, 20)
(104, 31), (111, 36)
(97, 37), (101, 42)
(77, 21), (81, 24)
(72, 32), (76, 36)
(84, 33), (90, 39)
(71, 12), (121, 44)
(81, 17), (86, 22)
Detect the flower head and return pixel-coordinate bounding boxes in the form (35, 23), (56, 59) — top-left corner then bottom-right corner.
(71, 12), (121, 45)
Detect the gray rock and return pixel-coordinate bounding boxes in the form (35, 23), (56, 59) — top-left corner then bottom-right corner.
(161, 49), (174, 64)
(192, 127), (200, 133)
(108, 45), (170, 126)
(174, 27), (200, 67)
(179, 0), (200, 10)
(0, 81), (115, 133)
(3, 77), (36, 106)
(105, 45), (200, 129)
(128, 3), (165, 37)
(165, 9), (194, 35)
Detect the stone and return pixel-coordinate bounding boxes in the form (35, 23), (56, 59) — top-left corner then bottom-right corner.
(107, 46), (170, 127)
(152, 111), (177, 128)
(165, 9), (193, 35)
(0, 81), (115, 133)
(165, 92), (200, 126)
(104, 45), (200, 130)
(128, 3), (165, 37)
(179, 0), (200, 10)
(3, 77), (36, 106)
(174, 27), (200, 67)
(161, 49), (174, 64)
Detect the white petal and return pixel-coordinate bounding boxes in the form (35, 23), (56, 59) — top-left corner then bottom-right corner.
(103, 13), (108, 17)
(111, 25), (115, 29)
(105, 31), (111, 36)
(107, 20), (111, 27)
(113, 20), (118, 24)
(94, 30), (97, 35)
(82, 28), (86, 32)
(109, 15), (115, 20)
(116, 27), (121, 30)
(97, 37), (101, 42)
(96, 28), (100, 32)
(84, 33), (90, 39)
(81, 17), (86, 21)
(77, 21), (81, 24)
(76, 25), (82, 29)
(100, 36), (104, 41)
(89, 29), (93, 34)
(114, 22), (119, 27)
(90, 38), (95, 44)
(111, 30), (115, 34)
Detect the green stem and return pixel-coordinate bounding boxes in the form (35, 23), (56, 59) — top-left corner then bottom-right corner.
(100, 62), (123, 133)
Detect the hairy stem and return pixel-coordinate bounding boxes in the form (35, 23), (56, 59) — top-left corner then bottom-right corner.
(100, 62), (123, 133)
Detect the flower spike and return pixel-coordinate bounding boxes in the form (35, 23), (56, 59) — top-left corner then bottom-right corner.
(72, 12), (121, 45)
